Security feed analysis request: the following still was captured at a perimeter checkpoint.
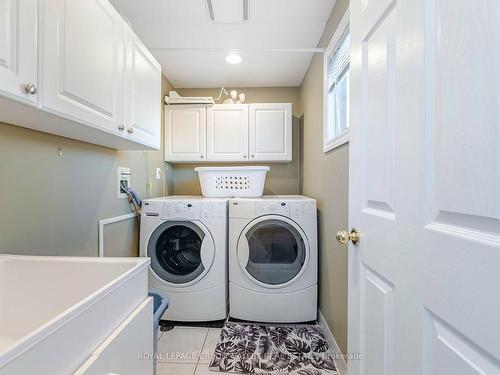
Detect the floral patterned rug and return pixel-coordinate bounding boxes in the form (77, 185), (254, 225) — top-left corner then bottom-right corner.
(209, 322), (338, 374)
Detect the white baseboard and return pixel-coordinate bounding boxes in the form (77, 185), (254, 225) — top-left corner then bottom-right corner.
(318, 310), (348, 375)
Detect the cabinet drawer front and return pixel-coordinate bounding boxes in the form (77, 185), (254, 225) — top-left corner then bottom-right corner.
(75, 298), (154, 375)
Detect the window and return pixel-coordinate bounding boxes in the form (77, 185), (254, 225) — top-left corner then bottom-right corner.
(324, 10), (350, 152)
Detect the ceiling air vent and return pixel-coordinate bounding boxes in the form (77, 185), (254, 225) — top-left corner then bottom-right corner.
(207, 0), (249, 23)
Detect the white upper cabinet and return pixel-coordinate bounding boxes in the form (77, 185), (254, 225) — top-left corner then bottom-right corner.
(41, 0), (125, 134)
(164, 103), (292, 163)
(165, 106), (207, 162)
(124, 29), (162, 149)
(0, 0), (37, 103)
(207, 104), (249, 161)
(249, 103), (292, 161)
(0, 0), (162, 149)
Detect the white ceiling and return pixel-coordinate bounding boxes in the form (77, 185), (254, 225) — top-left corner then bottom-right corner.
(109, 0), (335, 88)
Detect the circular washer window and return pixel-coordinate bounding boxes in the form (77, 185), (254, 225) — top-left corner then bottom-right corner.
(148, 221), (206, 284)
(244, 219), (306, 285)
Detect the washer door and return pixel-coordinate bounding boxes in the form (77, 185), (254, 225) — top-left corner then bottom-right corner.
(148, 221), (215, 285)
(237, 216), (309, 287)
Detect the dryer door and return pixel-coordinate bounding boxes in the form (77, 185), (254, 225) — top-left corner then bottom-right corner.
(147, 221), (215, 285)
(237, 215), (309, 287)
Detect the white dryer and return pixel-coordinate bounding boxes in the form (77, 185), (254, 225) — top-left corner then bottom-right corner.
(140, 197), (227, 321)
(229, 196), (317, 323)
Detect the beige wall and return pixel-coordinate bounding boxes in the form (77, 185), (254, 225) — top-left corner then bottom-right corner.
(299, 0), (349, 352)
(0, 76), (174, 257)
(170, 87), (301, 195)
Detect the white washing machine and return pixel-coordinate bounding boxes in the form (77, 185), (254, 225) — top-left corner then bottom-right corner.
(229, 195), (317, 323)
(140, 196), (228, 321)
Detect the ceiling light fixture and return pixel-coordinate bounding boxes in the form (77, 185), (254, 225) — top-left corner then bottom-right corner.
(225, 53), (242, 64)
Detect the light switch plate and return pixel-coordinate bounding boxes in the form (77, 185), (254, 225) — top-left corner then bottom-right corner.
(155, 167), (161, 180)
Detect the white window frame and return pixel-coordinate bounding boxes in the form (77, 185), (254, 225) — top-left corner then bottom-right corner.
(323, 8), (350, 153)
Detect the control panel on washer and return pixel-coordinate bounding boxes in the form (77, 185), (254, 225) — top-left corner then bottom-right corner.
(165, 201), (197, 219)
(200, 201), (226, 219)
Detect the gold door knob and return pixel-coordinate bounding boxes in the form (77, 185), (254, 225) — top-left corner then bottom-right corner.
(336, 228), (361, 245)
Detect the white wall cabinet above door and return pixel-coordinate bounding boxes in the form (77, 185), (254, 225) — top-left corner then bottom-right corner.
(249, 103), (292, 162)
(41, 0), (125, 135)
(207, 104), (249, 161)
(124, 29), (162, 149)
(0, 0), (38, 104)
(165, 106), (207, 162)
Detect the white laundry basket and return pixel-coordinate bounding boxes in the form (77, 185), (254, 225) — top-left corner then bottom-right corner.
(195, 166), (270, 198)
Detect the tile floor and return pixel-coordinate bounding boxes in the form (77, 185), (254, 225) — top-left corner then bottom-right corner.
(156, 326), (222, 375)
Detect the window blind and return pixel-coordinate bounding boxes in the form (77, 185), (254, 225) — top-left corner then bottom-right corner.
(328, 30), (350, 90)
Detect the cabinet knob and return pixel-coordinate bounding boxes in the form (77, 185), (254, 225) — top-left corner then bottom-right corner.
(118, 125), (125, 131)
(127, 128), (134, 134)
(251, 155), (255, 158)
(200, 155), (204, 159)
(243, 155), (247, 159)
(24, 83), (37, 95)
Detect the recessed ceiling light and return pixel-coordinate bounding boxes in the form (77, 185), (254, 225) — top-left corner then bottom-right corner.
(225, 53), (242, 64)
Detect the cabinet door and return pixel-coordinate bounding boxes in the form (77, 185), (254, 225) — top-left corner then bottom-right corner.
(249, 103), (292, 162)
(74, 298), (153, 375)
(0, 0), (37, 103)
(124, 30), (162, 149)
(41, 0), (124, 134)
(165, 106), (207, 162)
(207, 104), (249, 161)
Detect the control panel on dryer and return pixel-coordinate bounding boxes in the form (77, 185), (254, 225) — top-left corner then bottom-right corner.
(290, 200), (316, 220)
(256, 199), (290, 216)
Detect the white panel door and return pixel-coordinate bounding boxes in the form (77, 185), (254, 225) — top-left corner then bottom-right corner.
(207, 104), (249, 161)
(41, 0), (124, 134)
(0, 0), (37, 103)
(349, 1), (500, 375)
(249, 103), (292, 162)
(164, 106), (206, 162)
(124, 29), (162, 149)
